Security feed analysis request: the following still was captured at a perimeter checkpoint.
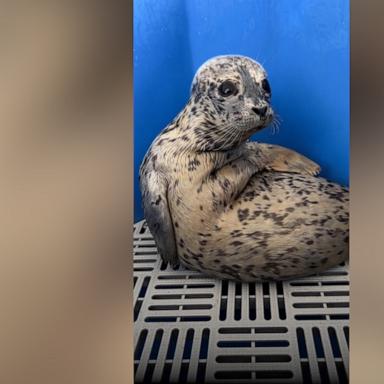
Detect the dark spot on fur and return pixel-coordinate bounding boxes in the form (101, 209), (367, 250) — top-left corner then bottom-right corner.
(237, 208), (249, 222)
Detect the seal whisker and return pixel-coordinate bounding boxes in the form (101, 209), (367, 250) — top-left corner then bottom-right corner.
(211, 121), (244, 151)
(216, 126), (239, 151)
(268, 112), (282, 135)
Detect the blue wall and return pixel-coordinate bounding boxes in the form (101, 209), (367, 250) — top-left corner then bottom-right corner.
(134, 0), (349, 222)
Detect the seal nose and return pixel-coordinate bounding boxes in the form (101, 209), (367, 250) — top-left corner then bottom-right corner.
(252, 106), (268, 117)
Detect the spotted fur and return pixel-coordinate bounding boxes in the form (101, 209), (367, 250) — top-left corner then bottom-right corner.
(139, 55), (349, 282)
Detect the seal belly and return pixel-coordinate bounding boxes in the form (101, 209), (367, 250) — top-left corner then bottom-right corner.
(177, 171), (349, 282)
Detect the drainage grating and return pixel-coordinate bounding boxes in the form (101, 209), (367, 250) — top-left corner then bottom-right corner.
(134, 220), (349, 384)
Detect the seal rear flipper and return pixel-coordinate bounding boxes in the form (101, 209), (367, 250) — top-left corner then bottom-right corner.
(140, 170), (179, 266)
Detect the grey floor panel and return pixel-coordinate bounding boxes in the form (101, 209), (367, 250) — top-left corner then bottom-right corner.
(134, 220), (349, 384)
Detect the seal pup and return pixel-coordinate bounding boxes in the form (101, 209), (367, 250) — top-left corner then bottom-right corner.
(139, 55), (348, 282)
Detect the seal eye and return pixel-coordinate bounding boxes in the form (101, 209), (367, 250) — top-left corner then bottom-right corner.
(218, 80), (237, 97)
(261, 78), (271, 95)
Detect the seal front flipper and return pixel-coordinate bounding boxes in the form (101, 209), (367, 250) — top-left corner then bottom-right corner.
(139, 170), (179, 266)
(255, 143), (321, 176)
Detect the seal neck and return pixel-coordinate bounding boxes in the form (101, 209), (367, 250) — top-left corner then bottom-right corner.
(159, 96), (246, 154)
(182, 97), (251, 152)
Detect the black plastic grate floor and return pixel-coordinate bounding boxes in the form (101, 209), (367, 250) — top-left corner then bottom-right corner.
(134, 220), (349, 384)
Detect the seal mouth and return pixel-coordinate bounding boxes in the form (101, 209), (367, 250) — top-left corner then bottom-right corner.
(258, 113), (274, 127)
(246, 124), (266, 137)
(247, 113), (274, 136)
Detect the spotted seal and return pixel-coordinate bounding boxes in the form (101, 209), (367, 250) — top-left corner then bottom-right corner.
(139, 55), (349, 282)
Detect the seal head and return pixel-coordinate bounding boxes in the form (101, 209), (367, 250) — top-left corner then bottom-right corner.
(189, 55), (274, 151)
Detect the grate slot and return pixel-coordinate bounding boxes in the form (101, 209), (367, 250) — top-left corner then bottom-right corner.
(336, 361), (349, 384)
(218, 340), (290, 348)
(278, 297), (287, 321)
(256, 370), (293, 379)
(134, 329), (148, 361)
(134, 300), (143, 321)
(215, 371), (252, 380)
(196, 362), (207, 383)
(169, 329), (188, 381)
(166, 329), (179, 360)
(160, 362), (172, 383)
(263, 297), (271, 320)
(300, 361), (312, 384)
(139, 277), (150, 298)
(312, 328), (325, 358)
(149, 329), (163, 360)
(219, 281), (228, 321)
(187, 328), (205, 383)
(179, 362), (189, 382)
(296, 328), (308, 359)
(199, 329), (210, 359)
(328, 327), (341, 358)
(302, 327), (321, 383)
(343, 326), (349, 347)
(143, 363), (155, 383)
(183, 329), (194, 359)
(319, 327), (339, 383)
(318, 361), (331, 384)
(219, 327), (288, 334)
(152, 330), (173, 382)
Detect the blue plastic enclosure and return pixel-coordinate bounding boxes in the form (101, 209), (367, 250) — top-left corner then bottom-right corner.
(134, 0), (349, 221)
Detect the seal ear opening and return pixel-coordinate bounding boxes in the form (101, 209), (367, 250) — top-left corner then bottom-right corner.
(140, 170), (179, 267)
